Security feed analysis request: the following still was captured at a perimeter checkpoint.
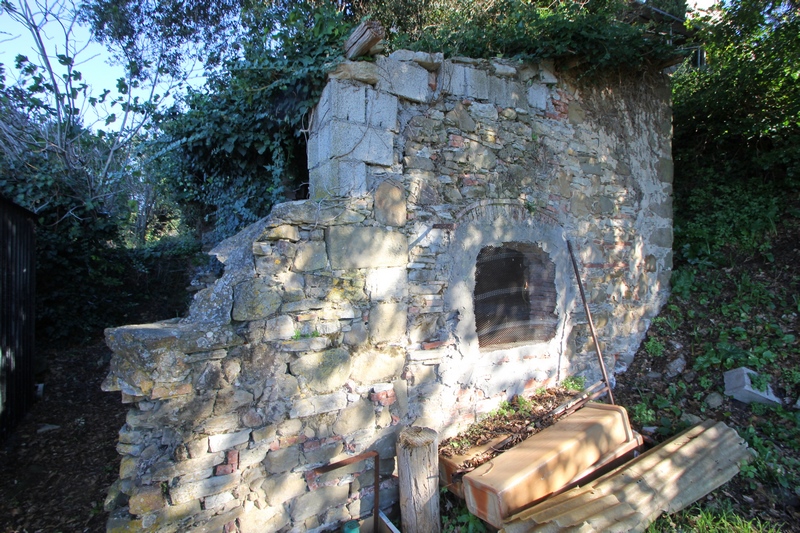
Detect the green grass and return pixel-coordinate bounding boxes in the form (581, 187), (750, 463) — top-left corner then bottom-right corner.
(647, 503), (784, 532)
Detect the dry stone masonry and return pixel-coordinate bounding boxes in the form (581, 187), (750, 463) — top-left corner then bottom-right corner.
(103, 51), (673, 532)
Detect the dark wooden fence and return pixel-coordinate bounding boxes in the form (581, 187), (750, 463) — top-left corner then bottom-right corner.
(1, 196), (36, 441)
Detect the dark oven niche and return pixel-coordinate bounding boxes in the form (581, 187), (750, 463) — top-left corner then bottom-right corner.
(473, 243), (558, 349)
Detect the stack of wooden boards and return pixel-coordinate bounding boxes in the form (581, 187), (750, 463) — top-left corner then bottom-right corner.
(438, 401), (751, 532)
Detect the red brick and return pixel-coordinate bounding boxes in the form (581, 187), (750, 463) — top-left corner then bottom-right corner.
(226, 450), (239, 470)
(422, 340), (446, 350)
(215, 464), (235, 476)
(304, 439), (322, 451)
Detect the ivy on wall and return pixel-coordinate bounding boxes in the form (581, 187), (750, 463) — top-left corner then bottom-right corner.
(163, 3), (351, 238)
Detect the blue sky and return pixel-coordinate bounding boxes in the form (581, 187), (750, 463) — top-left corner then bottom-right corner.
(0, 4), (201, 131)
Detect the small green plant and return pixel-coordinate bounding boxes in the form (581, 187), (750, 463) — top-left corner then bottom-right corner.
(561, 375), (586, 392)
(441, 490), (487, 533)
(515, 395), (534, 416)
(632, 402), (656, 425)
(292, 329), (321, 340)
(749, 372), (771, 393)
(492, 401), (515, 418)
(644, 337), (665, 358)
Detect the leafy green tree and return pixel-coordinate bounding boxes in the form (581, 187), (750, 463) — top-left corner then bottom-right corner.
(671, 0), (800, 262)
(0, 0), (195, 344)
(673, 0), (799, 184)
(162, 1), (351, 238)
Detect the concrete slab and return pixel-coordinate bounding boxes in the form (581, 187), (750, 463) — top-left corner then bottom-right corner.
(723, 367), (782, 406)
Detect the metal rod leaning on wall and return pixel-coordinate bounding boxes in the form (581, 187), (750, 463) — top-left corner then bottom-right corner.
(312, 450), (380, 532)
(567, 240), (616, 405)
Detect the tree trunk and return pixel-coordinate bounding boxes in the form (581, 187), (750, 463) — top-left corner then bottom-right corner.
(396, 426), (441, 533)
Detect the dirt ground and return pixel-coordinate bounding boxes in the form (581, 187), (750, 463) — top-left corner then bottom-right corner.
(0, 342), (126, 533)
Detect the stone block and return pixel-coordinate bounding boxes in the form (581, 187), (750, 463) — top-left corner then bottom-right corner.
(326, 227), (408, 269)
(388, 49), (415, 61)
(374, 181), (407, 227)
(199, 414), (239, 434)
(145, 453), (225, 482)
(251, 425), (278, 444)
(376, 57), (433, 103)
(329, 60), (380, 85)
(365, 267), (407, 301)
(185, 506), (244, 533)
(106, 508), (143, 533)
(469, 102), (499, 121)
(208, 430), (251, 453)
(290, 392), (348, 418)
(276, 272), (304, 302)
(568, 101), (586, 124)
(261, 471), (308, 505)
(649, 227), (673, 249)
(411, 51), (444, 71)
(369, 303), (408, 344)
(231, 279), (282, 322)
(293, 241), (328, 272)
(169, 473), (239, 505)
(262, 225), (300, 242)
(309, 159), (368, 200)
(150, 382), (193, 400)
(289, 348), (352, 394)
(440, 62), (489, 100)
(263, 315), (296, 341)
(350, 347), (406, 384)
(270, 201), (366, 226)
(539, 61), (558, 84)
(314, 120), (394, 167)
(344, 319), (369, 347)
(203, 491), (235, 511)
(527, 84), (549, 111)
(238, 505), (290, 533)
(333, 399), (376, 436)
(492, 62), (517, 77)
(657, 157), (674, 183)
(129, 484), (166, 515)
(724, 367), (782, 406)
(146, 499), (202, 531)
(367, 88), (398, 131)
(489, 77), (526, 110)
(264, 446), (302, 474)
(214, 388), (254, 414)
(304, 440), (344, 465)
(445, 102), (476, 132)
(290, 484), (350, 522)
(314, 80), (366, 132)
(239, 443), (270, 470)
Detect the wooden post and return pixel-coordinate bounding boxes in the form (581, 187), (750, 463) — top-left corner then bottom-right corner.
(397, 426), (441, 533)
(344, 20), (385, 60)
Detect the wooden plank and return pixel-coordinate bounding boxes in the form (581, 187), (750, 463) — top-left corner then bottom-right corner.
(501, 420), (750, 533)
(344, 21), (385, 59)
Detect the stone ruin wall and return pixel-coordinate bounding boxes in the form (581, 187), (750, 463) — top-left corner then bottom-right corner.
(102, 52), (674, 533)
